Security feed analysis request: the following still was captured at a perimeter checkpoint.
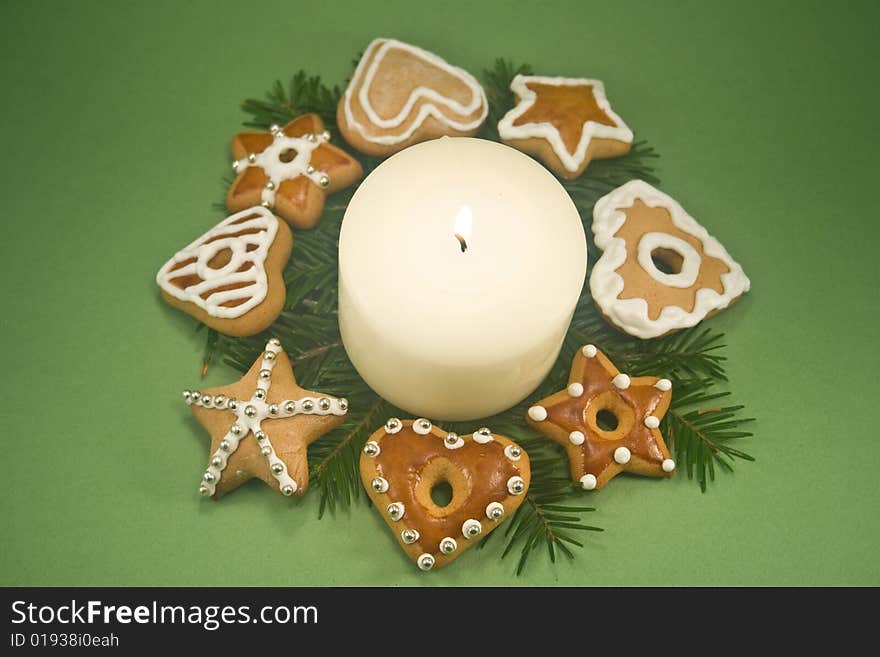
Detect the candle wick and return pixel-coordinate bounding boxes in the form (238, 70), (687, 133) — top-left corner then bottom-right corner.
(454, 232), (468, 253)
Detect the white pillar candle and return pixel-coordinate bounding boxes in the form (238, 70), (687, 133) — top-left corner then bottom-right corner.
(338, 137), (587, 421)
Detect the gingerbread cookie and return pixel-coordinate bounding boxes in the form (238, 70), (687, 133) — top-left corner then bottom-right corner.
(360, 419), (530, 571)
(156, 206), (292, 336)
(182, 338), (348, 499)
(226, 113), (363, 229)
(526, 344), (674, 490)
(590, 180), (751, 339)
(337, 38), (488, 157)
(497, 75), (633, 180)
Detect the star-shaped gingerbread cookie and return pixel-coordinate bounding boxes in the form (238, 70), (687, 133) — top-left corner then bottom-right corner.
(226, 113), (363, 229)
(525, 344), (675, 490)
(181, 338), (348, 499)
(498, 75), (633, 180)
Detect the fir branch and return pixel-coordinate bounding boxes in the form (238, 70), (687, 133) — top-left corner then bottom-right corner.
(240, 72), (341, 130)
(663, 380), (755, 492)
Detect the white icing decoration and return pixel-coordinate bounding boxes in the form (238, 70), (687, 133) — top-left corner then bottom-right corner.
(612, 374), (631, 390)
(343, 38), (488, 146)
(413, 419), (432, 435)
(233, 129), (329, 207)
(497, 75), (633, 173)
(582, 344), (598, 358)
(614, 447), (631, 464)
(187, 339), (348, 496)
(567, 382), (584, 397)
(590, 180), (751, 339)
(485, 502), (505, 520)
(655, 378), (672, 392)
(569, 430), (586, 446)
(156, 207), (278, 319)
(504, 444), (522, 461)
(580, 474), (597, 490)
(528, 405), (548, 422)
(636, 232), (702, 288)
(662, 459), (676, 473)
(472, 428), (494, 444)
(644, 415), (660, 429)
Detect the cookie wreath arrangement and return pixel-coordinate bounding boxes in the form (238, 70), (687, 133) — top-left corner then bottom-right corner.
(156, 38), (755, 574)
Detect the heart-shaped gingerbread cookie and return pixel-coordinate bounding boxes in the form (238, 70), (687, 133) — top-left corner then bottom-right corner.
(360, 418), (530, 571)
(338, 38), (488, 157)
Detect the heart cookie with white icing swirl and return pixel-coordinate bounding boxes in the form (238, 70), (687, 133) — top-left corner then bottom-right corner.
(156, 206), (292, 336)
(590, 180), (751, 338)
(338, 38), (488, 157)
(360, 419), (530, 571)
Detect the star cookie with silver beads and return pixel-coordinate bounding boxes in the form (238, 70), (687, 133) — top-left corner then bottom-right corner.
(181, 338), (349, 499)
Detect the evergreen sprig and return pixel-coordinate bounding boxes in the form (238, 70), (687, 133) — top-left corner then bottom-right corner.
(198, 57), (756, 574)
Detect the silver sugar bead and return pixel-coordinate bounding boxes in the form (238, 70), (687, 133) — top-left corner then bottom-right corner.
(417, 554), (435, 571)
(284, 401), (296, 414)
(182, 390), (192, 401)
(440, 537), (458, 554)
(227, 399), (238, 410)
(269, 124), (280, 133)
(387, 502), (404, 521)
(265, 180), (275, 191)
(199, 485), (210, 496)
(446, 432), (460, 445)
(269, 338), (281, 347)
(306, 164), (316, 174)
(244, 405), (257, 418)
(261, 201), (271, 208)
(213, 394), (226, 407)
(247, 153), (256, 163)
(318, 175), (330, 188)
(230, 424), (242, 436)
(271, 463), (284, 475)
(219, 440), (230, 451)
(462, 519), (482, 539)
(486, 502), (505, 521)
(307, 133), (317, 143)
(371, 477), (389, 493)
(338, 398), (348, 411)
(281, 484), (295, 496)
(261, 446), (272, 456)
(386, 418), (401, 432)
(189, 391), (200, 402)
(259, 369), (271, 380)
(203, 471), (215, 483)
(263, 350), (276, 361)
(363, 441), (380, 457)
(508, 476), (525, 495)
(254, 389), (267, 400)
(255, 431), (267, 441)
(418, 419), (431, 430)
(268, 404), (279, 416)
(319, 397), (331, 411)
(231, 161), (239, 171)
(302, 400), (315, 412)
(477, 427), (491, 436)
(201, 395), (212, 406)
(321, 130), (331, 141)
(401, 529), (419, 544)
(211, 456), (223, 467)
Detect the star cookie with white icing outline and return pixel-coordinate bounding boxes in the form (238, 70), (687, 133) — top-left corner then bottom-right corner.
(498, 75), (633, 180)
(360, 419), (530, 571)
(525, 345), (674, 491)
(590, 180), (751, 338)
(182, 339), (348, 499)
(226, 113), (363, 229)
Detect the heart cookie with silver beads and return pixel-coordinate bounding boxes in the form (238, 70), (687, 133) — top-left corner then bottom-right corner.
(360, 418), (530, 571)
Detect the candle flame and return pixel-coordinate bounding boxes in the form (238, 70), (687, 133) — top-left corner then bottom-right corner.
(454, 206), (473, 239)
(453, 206), (472, 253)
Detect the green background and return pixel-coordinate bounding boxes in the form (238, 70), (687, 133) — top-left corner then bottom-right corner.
(1, 0), (877, 586)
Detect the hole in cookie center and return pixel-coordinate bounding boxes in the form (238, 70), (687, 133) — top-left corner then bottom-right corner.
(430, 481), (454, 508)
(278, 148), (298, 163)
(596, 409), (619, 432)
(651, 248), (684, 275)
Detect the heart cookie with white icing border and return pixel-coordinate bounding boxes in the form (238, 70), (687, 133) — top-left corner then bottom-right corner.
(156, 206), (292, 336)
(360, 419), (530, 571)
(338, 38), (488, 157)
(590, 180), (750, 338)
